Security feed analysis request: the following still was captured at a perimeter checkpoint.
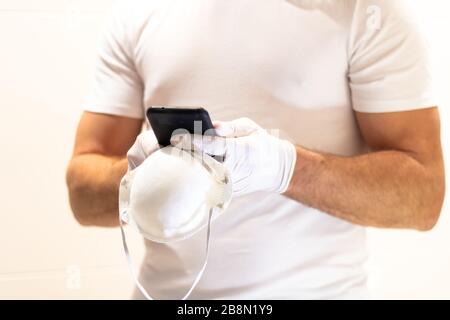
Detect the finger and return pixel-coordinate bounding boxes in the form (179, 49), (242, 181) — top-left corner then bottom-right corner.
(195, 135), (227, 156)
(170, 133), (195, 151)
(172, 134), (228, 156)
(214, 118), (261, 138)
(127, 130), (159, 169)
(139, 130), (159, 154)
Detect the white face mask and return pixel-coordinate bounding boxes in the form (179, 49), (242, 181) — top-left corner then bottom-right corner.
(119, 146), (232, 300)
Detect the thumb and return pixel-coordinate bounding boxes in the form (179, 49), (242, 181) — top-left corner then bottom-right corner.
(214, 118), (262, 138)
(127, 130), (159, 169)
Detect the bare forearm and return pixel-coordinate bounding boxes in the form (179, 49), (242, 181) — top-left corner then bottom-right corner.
(285, 147), (445, 231)
(66, 154), (128, 227)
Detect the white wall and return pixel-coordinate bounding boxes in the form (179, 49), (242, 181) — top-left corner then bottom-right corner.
(0, 0), (145, 300)
(0, 0), (448, 299)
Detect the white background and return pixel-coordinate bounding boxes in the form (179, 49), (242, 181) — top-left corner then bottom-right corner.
(0, 0), (448, 299)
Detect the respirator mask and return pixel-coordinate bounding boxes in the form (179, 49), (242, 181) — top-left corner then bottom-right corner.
(119, 146), (232, 300)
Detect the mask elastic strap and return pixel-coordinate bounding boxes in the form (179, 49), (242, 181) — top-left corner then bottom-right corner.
(119, 208), (214, 300)
(119, 215), (153, 300)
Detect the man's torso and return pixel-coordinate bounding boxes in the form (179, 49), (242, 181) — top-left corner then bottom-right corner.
(125, 0), (368, 299)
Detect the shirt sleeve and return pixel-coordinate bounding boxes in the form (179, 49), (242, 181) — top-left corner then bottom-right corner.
(83, 2), (144, 119)
(348, 0), (435, 113)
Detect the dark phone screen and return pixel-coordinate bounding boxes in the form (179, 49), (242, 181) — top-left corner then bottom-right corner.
(146, 107), (215, 147)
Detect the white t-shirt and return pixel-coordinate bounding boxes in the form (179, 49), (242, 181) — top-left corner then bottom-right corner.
(85, 0), (434, 299)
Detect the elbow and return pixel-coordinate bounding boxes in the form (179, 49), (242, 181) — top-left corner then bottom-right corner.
(73, 213), (95, 228)
(66, 157), (121, 228)
(415, 171), (446, 232)
(71, 207), (96, 227)
(66, 180), (94, 227)
(416, 207), (442, 232)
(66, 164), (96, 227)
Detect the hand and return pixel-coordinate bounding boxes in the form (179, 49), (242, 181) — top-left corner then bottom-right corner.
(171, 118), (297, 197)
(127, 130), (160, 170)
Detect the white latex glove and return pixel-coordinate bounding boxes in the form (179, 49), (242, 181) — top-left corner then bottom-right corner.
(171, 118), (297, 197)
(127, 130), (160, 170)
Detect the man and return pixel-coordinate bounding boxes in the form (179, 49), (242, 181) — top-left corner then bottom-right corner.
(66, 0), (445, 299)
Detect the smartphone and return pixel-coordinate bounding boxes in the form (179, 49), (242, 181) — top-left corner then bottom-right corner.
(146, 107), (216, 147)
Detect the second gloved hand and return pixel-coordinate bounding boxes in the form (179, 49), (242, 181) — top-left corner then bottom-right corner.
(171, 118), (297, 197)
